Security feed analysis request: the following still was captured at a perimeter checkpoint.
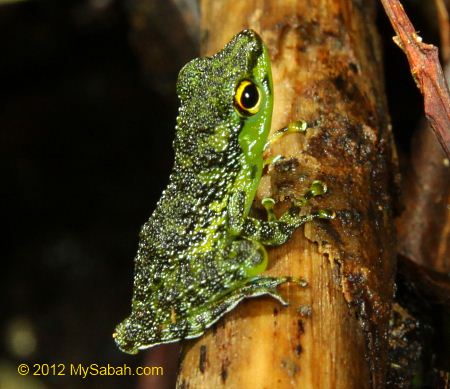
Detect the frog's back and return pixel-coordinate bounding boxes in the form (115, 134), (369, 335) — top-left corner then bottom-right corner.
(114, 30), (270, 353)
(135, 28), (265, 269)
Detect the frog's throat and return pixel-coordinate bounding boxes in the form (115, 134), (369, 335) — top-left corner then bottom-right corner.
(236, 43), (274, 216)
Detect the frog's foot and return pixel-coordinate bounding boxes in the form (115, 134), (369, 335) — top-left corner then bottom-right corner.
(261, 180), (334, 223)
(263, 120), (309, 168)
(263, 120), (308, 152)
(274, 180), (335, 228)
(294, 180), (328, 207)
(279, 208), (335, 230)
(180, 276), (293, 342)
(238, 275), (292, 306)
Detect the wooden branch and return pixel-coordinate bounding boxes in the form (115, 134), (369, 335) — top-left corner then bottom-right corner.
(177, 0), (398, 388)
(380, 0), (450, 158)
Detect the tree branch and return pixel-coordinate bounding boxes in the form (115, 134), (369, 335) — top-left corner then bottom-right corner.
(177, 1), (398, 387)
(380, 0), (450, 158)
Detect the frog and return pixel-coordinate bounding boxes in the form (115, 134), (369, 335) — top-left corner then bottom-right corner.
(113, 29), (334, 354)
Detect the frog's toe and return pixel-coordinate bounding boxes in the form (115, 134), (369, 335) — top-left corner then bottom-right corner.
(242, 275), (292, 305)
(293, 180), (328, 207)
(263, 120), (308, 151)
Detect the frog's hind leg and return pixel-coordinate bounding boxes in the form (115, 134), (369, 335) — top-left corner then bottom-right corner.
(228, 238), (269, 278)
(182, 239), (291, 341)
(226, 238), (291, 302)
(227, 244), (294, 306)
(182, 274), (291, 342)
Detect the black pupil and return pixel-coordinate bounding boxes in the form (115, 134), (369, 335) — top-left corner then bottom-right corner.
(241, 83), (259, 109)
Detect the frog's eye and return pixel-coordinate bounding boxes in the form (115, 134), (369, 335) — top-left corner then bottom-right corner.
(234, 80), (261, 116)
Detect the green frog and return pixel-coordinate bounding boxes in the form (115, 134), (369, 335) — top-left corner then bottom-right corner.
(114, 29), (333, 354)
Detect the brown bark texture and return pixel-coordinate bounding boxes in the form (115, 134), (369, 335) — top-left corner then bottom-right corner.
(394, 13), (450, 272)
(177, 0), (398, 388)
(396, 119), (450, 273)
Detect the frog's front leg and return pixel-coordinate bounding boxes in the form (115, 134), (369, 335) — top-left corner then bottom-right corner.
(241, 210), (332, 246)
(263, 120), (308, 166)
(263, 120), (308, 152)
(228, 184), (334, 247)
(227, 189), (295, 245)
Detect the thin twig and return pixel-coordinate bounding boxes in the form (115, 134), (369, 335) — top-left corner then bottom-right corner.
(380, 0), (450, 158)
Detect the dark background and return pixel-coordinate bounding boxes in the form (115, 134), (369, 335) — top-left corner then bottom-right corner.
(0, 0), (442, 388)
(1, 1), (181, 387)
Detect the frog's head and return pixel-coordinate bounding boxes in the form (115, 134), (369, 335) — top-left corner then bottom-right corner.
(227, 30), (274, 165)
(176, 29), (273, 165)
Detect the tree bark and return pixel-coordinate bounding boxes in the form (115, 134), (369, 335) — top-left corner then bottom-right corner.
(177, 1), (398, 388)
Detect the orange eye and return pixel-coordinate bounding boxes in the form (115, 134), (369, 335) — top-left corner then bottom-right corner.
(234, 80), (261, 115)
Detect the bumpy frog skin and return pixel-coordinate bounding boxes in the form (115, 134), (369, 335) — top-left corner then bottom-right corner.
(114, 30), (332, 354)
